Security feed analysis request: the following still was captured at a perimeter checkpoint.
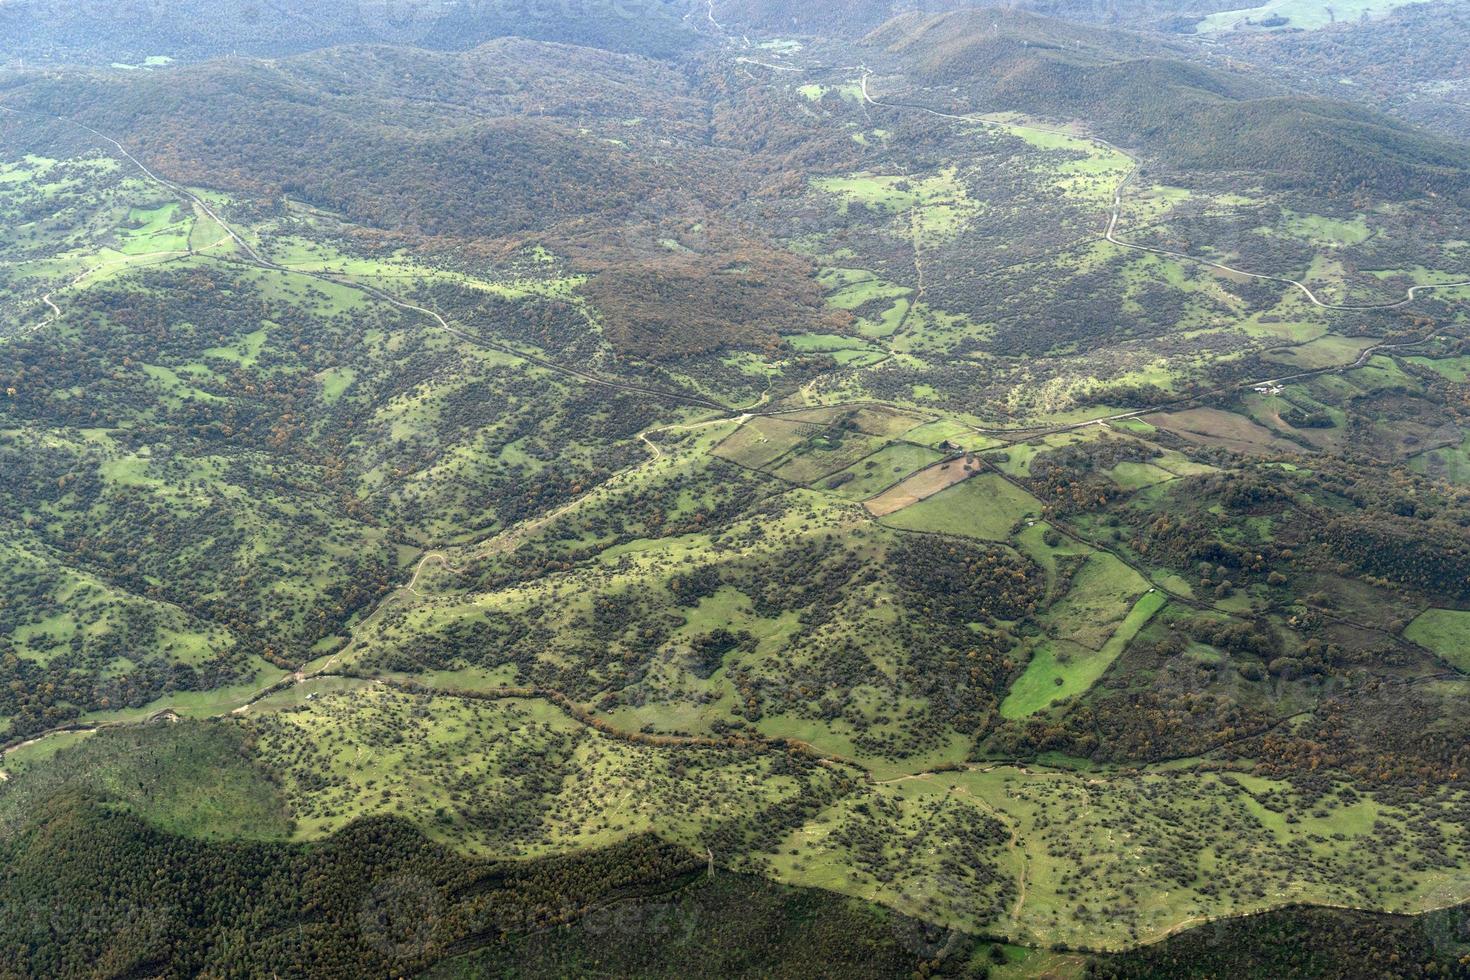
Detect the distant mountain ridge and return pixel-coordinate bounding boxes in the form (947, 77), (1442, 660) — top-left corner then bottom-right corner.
(0, 0), (702, 64)
(713, 0), (1284, 37)
(866, 8), (1470, 199)
(1, 41), (710, 238)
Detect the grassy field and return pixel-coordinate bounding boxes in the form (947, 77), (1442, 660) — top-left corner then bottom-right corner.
(784, 332), (887, 367)
(113, 202), (192, 254)
(798, 81), (863, 102)
(1107, 460), (1178, 491)
(1195, 0), (1433, 33)
(902, 419), (1003, 450)
(813, 168), (979, 238)
(985, 431), (1101, 478)
(1042, 552), (1151, 650)
(711, 416), (815, 470)
(1406, 353), (1470, 383)
(1411, 436), (1470, 485)
(1404, 608), (1470, 672)
(1284, 210), (1372, 246)
(775, 405), (928, 438)
(1010, 125), (1133, 206)
(864, 456), (980, 515)
(1147, 407), (1301, 455)
(1264, 334), (1377, 371)
(1001, 591), (1167, 718)
(713, 409), (940, 488)
(878, 472), (1042, 540)
(822, 442), (946, 499)
(771, 430), (892, 484)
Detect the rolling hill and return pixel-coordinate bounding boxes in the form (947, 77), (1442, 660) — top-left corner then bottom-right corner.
(0, 0), (702, 63)
(867, 8), (1470, 198)
(1, 45), (712, 238)
(6, 0), (1470, 975)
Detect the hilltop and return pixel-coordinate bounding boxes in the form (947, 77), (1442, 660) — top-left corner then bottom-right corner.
(867, 8), (1470, 198)
(0, 0), (702, 62)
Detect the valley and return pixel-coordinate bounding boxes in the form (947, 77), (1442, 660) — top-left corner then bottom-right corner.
(3, 1), (1470, 976)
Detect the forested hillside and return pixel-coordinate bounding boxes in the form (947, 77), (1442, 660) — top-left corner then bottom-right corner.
(2, 49), (710, 237)
(0, 0), (702, 63)
(866, 9), (1470, 198)
(1220, 1), (1470, 140)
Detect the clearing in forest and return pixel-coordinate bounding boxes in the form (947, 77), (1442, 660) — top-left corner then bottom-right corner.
(1001, 590), (1167, 719)
(877, 472), (1041, 540)
(1146, 407), (1301, 455)
(1404, 608), (1470, 672)
(864, 455), (979, 516)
